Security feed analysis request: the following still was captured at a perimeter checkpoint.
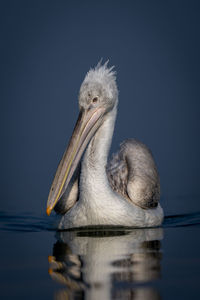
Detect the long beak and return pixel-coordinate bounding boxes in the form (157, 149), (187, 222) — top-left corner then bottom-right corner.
(46, 106), (105, 215)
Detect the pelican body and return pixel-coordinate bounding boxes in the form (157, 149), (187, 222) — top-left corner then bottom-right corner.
(47, 62), (163, 229)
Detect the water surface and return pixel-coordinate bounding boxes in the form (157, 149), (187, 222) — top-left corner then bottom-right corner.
(0, 211), (200, 299)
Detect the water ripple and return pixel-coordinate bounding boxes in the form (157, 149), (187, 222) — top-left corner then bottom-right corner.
(0, 211), (200, 232)
(0, 211), (58, 232)
(164, 211), (200, 228)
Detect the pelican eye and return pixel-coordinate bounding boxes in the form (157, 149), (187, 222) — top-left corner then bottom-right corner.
(92, 97), (98, 103)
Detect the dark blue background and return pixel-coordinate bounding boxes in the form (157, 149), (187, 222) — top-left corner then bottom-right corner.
(1, 0), (200, 215)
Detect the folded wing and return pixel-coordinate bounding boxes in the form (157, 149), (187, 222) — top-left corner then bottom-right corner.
(106, 139), (160, 209)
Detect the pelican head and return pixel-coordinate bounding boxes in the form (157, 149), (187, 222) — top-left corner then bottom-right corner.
(47, 62), (118, 215)
(79, 61), (118, 111)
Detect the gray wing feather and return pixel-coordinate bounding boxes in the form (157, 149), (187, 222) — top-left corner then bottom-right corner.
(107, 139), (160, 209)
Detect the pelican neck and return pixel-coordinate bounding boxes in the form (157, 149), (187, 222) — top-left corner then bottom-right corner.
(80, 106), (117, 195)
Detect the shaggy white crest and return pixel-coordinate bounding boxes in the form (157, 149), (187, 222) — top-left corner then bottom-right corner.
(84, 60), (116, 86)
(79, 60), (118, 110)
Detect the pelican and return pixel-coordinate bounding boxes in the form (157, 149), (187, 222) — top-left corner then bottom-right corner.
(46, 61), (164, 229)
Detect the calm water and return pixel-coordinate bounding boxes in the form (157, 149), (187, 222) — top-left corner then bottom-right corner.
(0, 211), (200, 300)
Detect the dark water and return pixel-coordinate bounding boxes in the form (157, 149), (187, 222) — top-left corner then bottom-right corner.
(1, 211), (200, 300)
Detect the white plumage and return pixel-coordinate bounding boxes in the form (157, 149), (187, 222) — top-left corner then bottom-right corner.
(47, 62), (164, 229)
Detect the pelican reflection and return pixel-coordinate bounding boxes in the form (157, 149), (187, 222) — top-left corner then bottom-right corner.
(48, 227), (163, 300)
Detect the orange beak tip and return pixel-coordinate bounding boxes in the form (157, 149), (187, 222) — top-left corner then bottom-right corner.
(46, 206), (52, 216)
